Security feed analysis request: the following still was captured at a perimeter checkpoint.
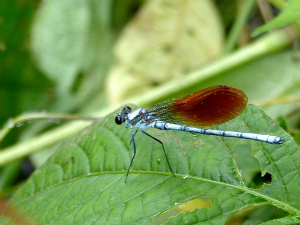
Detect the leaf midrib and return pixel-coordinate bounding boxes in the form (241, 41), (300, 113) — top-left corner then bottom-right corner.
(12, 171), (300, 216)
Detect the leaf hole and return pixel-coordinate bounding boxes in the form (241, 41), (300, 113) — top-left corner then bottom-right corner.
(225, 205), (289, 224)
(153, 197), (212, 224)
(233, 142), (265, 188)
(176, 197), (212, 212)
(252, 171), (272, 188)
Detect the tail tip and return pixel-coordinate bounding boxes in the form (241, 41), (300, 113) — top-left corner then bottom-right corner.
(278, 137), (285, 144)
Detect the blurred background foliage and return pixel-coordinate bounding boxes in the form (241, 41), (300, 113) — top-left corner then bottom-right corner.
(1, 0), (300, 223)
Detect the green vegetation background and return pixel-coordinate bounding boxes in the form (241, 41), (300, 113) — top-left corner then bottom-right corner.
(1, 0), (300, 224)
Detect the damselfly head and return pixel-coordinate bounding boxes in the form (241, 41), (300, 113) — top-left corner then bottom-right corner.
(115, 106), (132, 125)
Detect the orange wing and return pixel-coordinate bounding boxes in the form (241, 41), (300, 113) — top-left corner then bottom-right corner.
(147, 85), (248, 128)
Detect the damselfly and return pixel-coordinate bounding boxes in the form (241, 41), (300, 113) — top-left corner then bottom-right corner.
(115, 85), (285, 182)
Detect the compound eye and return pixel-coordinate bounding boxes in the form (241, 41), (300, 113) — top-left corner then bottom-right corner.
(124, 106), (131, 113)
(115, 116), (123, 125)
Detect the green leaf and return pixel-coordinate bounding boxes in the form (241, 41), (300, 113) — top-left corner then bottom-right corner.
(252, 0), (300, 37)
(291, 131), (300, 146)
(31, 0), (89, 92)
(3, 104), (299, 224)
(25, 0), (114, 156)
(260, 216), (300, 225)
(31, 0), (113, 94)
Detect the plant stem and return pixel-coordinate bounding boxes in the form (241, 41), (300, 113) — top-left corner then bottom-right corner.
(0, 113), (101, 143)
(223, 0), (256, 54)
(254, 95), (300, 107)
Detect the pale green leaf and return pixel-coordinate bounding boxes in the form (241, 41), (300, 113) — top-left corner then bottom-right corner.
(253, 0), (300, 36)
(106, 0), (224, 105)
(31, 0), (113, 93)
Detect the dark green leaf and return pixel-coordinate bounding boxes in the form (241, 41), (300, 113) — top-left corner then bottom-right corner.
(277, 116), (289, 132)
(291, 131), (300, 146)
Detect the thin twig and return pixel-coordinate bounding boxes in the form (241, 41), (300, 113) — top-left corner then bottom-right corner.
(0, 113), (101, 143)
